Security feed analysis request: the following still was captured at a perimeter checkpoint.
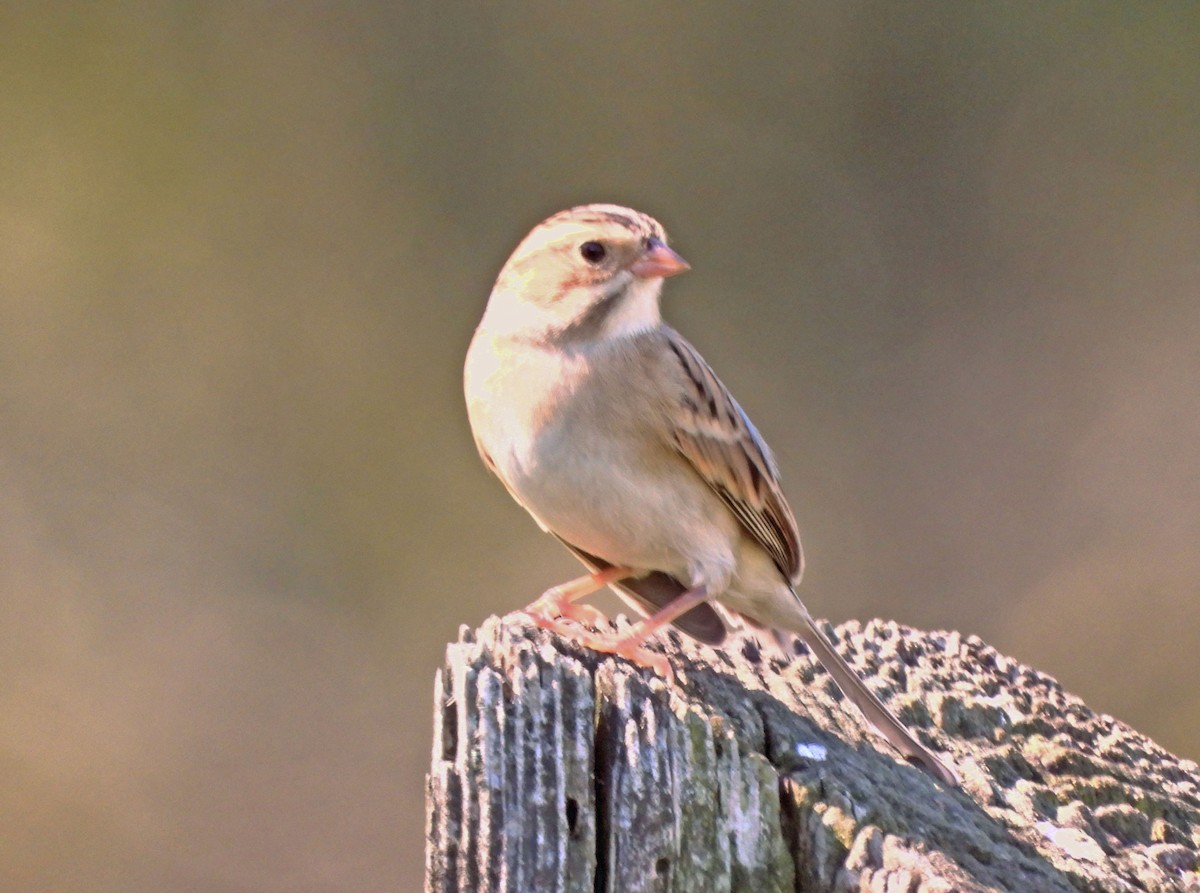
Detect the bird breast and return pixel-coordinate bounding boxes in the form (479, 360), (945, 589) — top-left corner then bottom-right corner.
(465, 331), (738, 584)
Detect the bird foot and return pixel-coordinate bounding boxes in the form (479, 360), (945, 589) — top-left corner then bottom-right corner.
(524, 605), (674, 681)
(524, 593), (611, 630)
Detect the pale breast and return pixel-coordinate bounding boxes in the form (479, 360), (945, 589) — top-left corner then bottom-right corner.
(465, 331), (739, 584)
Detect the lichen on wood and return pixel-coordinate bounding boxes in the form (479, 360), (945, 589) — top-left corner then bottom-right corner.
(425, 614), (1200, 892)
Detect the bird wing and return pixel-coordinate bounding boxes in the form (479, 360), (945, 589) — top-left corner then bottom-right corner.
(660, 329), (804, 582)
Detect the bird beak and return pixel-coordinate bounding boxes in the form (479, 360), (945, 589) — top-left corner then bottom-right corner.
(629, 237), (690, 279)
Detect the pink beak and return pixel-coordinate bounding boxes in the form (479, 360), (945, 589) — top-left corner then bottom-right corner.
(629, 237), (690, 279)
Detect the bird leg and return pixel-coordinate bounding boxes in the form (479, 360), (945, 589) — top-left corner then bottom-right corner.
(608, 584), (711, 649)
(531, 584), (711, 680)
(524, 566), (633, 631)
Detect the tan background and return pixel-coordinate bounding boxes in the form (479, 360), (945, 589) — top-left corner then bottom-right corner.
(3, 4), (1198, 891)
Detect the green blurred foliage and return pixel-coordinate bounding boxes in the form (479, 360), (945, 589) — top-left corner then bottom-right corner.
(1, 3), (1198, 890)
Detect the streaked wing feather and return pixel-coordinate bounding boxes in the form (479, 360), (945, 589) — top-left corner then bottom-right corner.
(663, 331), (804, 582)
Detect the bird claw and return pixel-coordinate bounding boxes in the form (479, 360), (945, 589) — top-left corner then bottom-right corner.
(614, 642), (674, 682)
(524, 595), (610, 630)
(523, 603), (675, 682)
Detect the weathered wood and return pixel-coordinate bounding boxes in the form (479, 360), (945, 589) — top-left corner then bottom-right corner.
(425, 614), (1200, 892)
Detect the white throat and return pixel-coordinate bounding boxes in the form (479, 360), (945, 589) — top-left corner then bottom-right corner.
(600, 275), (663, 339)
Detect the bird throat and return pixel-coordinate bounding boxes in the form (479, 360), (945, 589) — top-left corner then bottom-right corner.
(563, 275), (663, 344)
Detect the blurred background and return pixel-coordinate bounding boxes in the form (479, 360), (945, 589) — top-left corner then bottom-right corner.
(2, 3), (1198, 890)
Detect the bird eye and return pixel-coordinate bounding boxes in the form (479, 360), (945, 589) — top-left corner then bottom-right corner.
(579, 241), (607, 264)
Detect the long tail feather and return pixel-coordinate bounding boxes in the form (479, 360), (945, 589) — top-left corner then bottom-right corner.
(784, 614), (960, 787)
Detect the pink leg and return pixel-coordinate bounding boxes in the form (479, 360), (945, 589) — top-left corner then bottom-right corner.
(605, 585), (710, 678)
(538, 585), (711, 681)
(524, 566), (633, 630)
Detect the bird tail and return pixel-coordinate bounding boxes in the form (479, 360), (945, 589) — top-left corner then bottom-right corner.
(780, 608), (960, 787)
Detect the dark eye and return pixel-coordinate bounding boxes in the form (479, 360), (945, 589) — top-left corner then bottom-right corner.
(579, 241), (607, 264)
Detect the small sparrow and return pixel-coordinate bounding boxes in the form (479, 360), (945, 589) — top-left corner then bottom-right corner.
(464, 204), (958, 786)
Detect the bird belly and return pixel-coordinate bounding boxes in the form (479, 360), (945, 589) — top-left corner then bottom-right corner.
(508, 416), (737, 588)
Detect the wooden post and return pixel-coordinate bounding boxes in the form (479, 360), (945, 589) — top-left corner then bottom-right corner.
(426, 614), (1200, 892)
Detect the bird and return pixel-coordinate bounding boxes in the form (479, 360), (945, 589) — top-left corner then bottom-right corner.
(463, 203), (959, 786)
